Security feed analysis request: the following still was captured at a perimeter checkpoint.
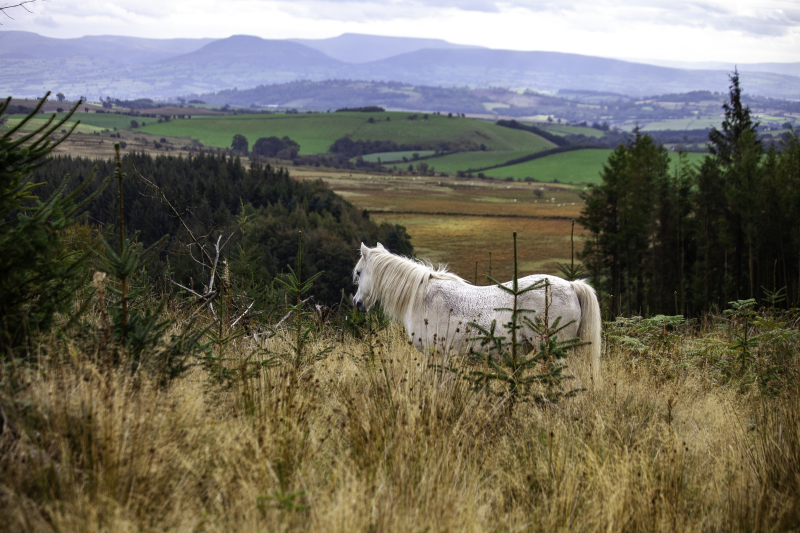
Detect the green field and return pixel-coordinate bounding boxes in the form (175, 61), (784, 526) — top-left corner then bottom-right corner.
(1, 112), (153, 133)
(481, 149), (708, 184)
(540, 124), (606, 138)
(412, 150), (536, 173)
(59, 112), (147, 130)
(631, 117), (722, 132)
(1, 115), (106, 134)
(357, 150), (436, 163)
(138, 112), (555, 154)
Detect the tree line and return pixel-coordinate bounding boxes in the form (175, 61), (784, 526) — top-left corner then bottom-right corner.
(33, 152), (413, 305)
(578, 71), (800, 317)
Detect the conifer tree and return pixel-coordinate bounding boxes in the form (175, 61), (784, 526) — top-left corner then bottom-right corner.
(0, 94), (108, 356)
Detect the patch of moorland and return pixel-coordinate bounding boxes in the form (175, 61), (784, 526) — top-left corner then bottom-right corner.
(291, 169), (585, 278)
(3, 302), (800, 532)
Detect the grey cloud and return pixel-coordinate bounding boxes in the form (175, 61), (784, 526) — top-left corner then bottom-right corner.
(664, 2), (800, 37)
(280, 0), (800, 37)
(34, 15), (59, 28)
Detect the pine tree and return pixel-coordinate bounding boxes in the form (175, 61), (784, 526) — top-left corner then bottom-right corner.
(0, 94), (108, 356)
(709, 69), (763, 300)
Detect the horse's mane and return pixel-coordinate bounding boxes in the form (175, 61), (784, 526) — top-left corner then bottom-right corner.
(357, 248), (467, 319)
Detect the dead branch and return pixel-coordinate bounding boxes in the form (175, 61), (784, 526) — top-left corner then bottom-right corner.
(1, 1), (38, 22)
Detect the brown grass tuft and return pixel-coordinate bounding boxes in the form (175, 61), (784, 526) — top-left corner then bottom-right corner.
(1, 321), (798, 532)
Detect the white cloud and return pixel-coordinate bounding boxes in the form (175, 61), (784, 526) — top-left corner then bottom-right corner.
(2, 0), (797, 63)
(33, 15), (59, 28)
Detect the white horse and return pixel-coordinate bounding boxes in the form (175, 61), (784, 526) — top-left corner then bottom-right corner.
(352, 243), (601, 379)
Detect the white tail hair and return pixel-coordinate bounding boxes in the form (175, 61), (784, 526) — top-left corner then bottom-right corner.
(571, 279), (602, 381)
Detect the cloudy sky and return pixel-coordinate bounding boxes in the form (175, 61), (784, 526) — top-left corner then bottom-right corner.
(3, 0), (797, 63)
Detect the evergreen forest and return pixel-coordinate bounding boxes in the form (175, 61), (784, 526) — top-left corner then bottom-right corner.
(31, 152), (412, 307)
(579, 71), (800, 316)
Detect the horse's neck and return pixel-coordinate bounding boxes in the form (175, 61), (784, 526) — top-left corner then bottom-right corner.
(374, 254), (431, 320)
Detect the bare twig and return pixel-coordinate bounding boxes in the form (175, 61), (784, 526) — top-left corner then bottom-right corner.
(133, 167), (215, 268)
(1, 1), (38, 22)
(231, 300), (256, 328)
(166, 277), (203, 299)
(274, 297), (313, 329)
(185, 291), (218, 322)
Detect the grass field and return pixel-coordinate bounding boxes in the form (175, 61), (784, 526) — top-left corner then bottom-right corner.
(57, 112), (147, 130)
(370, 212), (583, 281)
(5, 299), (798, 532)
(137, 112), (555, 154)
(290, 168), (585, 279)
(630, 117), (722, 131)
(140, 113), (366, 153)
(1, 115), (106, 134)
(2, 112), (166, 133)
(357, 150), (436, 163)
(415, 150), (537, 173)
(540, 124), (606, 138)
(481, 149), (708, 184)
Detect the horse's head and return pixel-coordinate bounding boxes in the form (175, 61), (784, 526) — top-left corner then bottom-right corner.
(353, 242), (385, 312)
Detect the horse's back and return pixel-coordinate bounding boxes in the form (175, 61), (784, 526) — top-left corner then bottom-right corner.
(423, 275), (581, 334)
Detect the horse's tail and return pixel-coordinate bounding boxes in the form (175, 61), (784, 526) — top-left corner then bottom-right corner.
(571, 280), (602, 382)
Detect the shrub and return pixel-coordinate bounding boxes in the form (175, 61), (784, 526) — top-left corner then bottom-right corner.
(252, 136), (300, 158)
(231, 134), (248, 153)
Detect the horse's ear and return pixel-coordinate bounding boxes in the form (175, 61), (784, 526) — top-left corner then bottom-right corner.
(376, 242), (385, 250)
(360, 242), (369, 256)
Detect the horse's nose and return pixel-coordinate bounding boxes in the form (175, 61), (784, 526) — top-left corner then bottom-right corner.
(353, 296), (367, 313)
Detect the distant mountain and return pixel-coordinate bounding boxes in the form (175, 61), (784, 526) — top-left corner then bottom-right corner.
(351, 49), (800, 99)
(290, 33), (480, 63)
(123, 36), (346, 95)
(628, 58), (800, 78)
(0, 31), (213, 65)
(1, 31), (798, 102)
(161, 35), (341, 68)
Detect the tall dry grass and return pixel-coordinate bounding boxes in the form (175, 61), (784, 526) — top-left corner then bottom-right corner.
(1, 317), (799, 532)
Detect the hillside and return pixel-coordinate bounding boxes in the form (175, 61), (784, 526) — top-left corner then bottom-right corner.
(3, 31), (799, 101)
(356, 48), (800, 99)
(0, 31), (213, 64)
(137, 111), (556, 154)
(289, 33), (480, 63)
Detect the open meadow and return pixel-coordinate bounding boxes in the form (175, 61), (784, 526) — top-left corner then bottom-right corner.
(289, 168), (586, 280)
(478, 150), (708, 183)
(137, 112), (554, 155)
(3, 304), (799, 533)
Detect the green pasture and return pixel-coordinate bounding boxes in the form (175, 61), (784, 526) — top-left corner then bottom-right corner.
(139, 112), (555, 154)
(344, 113), (554, 152)
(481, 149), (708, 184)
(629, 117), (722, 132)
(140, 113), (365, 154)
(540, 124), (606, 138)
(56, 112), (145, 131)
(754, 115), (794, 125)
(1, 115), (105, 134)
(357, 150), (436, 163)
(410, 150), (535, 173)
(1, 112), (148, 133)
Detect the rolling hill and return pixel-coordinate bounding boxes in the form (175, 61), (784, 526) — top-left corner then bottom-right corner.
(355, 49), (800, 99)
(290, 33), (480, 63)
(0, 31), (212, 64)
(2, 31), (798, 102)
(135, 111), (555, 155)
